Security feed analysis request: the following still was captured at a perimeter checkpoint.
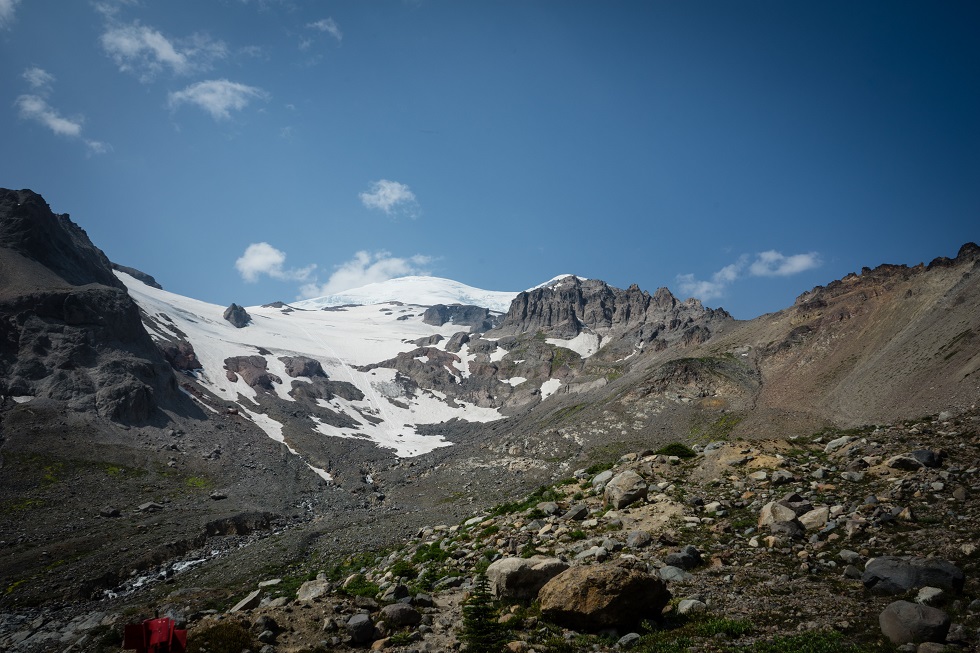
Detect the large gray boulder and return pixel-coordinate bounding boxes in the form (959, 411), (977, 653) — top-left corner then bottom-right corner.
(539, 563), (671, 631)
(223, 303), (251, 328)
(486, 556), (569, 601)
(863, 556), (965, 594)
(604, 471), (648, 509)
(879, 600), (950, 644)
(379, 603), (421, 628)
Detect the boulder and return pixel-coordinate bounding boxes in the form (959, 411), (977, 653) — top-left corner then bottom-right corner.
(604, 471), (648, 509)
(486, 556), (569, 601)
(665, 545), (702, 571)
(379, 603), (421, 628)
(799, 507), (830, 531)
(539, 564), (671, 631)
(223, 303), (251, 328)
(297, 579), (331, 602)
(231, 590), (262, 612)
(758, 501), (796, 527)
(879, 600), (950, 644)
(863, 557), (965, 594)
(346, 614), (375, 644)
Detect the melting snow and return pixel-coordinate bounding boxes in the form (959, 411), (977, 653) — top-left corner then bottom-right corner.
(547, 332), (601, 358)
(540, 378), (562, 400)
(117, 271), (511, 461)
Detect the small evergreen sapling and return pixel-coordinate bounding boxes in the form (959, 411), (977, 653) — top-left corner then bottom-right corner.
(458, 575), (507, 653)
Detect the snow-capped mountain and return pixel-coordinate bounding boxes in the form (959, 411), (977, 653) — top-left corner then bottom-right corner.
(119, 272), (516, 462)
(293, 276), (520, 313)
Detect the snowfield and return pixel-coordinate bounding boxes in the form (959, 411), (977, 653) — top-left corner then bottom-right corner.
(118, 272), (525, 459)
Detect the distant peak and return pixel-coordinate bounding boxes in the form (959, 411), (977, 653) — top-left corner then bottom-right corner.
(526, 274), (588, 291)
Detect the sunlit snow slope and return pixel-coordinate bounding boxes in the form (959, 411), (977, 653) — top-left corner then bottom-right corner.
(118, 272), (519, 458)
(294, 276), (519, 313)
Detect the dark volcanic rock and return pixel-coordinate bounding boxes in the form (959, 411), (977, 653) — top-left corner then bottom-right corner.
(223, 303), (251, 328)
(160, 340), (202, 372)
(422, 304), (499, 331)
(862, 556), (965, 594)
(0, 189), (181, 422)
(224, 356), (281, 392)
(492, 276), (731, 357)
(0, 189), (124, 290)
(280, 356), (326, 378)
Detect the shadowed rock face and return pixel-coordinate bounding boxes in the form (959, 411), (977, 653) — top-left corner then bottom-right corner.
(0, 188), (180, 423)
(422, 304), (499, 331)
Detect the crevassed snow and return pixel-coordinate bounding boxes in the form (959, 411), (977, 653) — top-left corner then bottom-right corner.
(540, 378), (562, 400)
(294, 276), (519, 313)
(547, 332), (601, 358)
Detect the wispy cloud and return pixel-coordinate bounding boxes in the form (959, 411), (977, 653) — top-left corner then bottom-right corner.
(359, 179), (420, 218)
(677, 250), (821, 302)
(100, 21), (227, 81)
(307, 17), (342, 43)
(748, 250), (822, 277)
(22, 66), (55, 91)
(168, 79), (268, 120)
(235, 242), (315, 283)
(299, 250), (432, 298)
(15, 67), (109, 154)
(0, 0), (21, 29)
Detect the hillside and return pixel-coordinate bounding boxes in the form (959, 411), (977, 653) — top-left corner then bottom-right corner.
(0, 189), (978, 652)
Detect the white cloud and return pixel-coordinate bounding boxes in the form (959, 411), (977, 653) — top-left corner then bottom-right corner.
(16, 94), (82, 137)
(748, 250), (822, 277)
(677, 250), (821, 302)
(15, 67), (111, 154)
(100, 21), (227, 80)
(308, 17), (342, 42)
(23, 66), (55, 90)
(359, 179), (420, 217)
(168, 79), (268, 120)
(299, 250), (432, 298)
(0, 0), (21, 29)
(235, 242), (315, 283)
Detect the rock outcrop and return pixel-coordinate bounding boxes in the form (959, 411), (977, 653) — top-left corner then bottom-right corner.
(422, 304), (499, 331)
(223, 303), (251, 328)
(492, 276), (732, 357)
(0, 189), (180, 422)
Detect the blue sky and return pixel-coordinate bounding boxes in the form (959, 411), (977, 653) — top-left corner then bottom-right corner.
(1, 1), (977, 319)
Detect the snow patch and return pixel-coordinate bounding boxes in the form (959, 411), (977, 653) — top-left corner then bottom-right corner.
(546, 332), (601, 358)
(540, 378), (562, 400)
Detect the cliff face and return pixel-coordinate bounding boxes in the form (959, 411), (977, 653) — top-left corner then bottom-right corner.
(0, 189), (179, 423)
(494, 276), (734, 356)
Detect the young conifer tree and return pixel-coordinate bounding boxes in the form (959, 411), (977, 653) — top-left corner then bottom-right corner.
(458, 574), (506, 653)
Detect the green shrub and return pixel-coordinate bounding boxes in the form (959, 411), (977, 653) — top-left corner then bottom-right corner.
(413, 542), (450, 564)
(655, 442), (697, 458)
(340, 574), (380, 598)
(389, 560), (418, 580)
